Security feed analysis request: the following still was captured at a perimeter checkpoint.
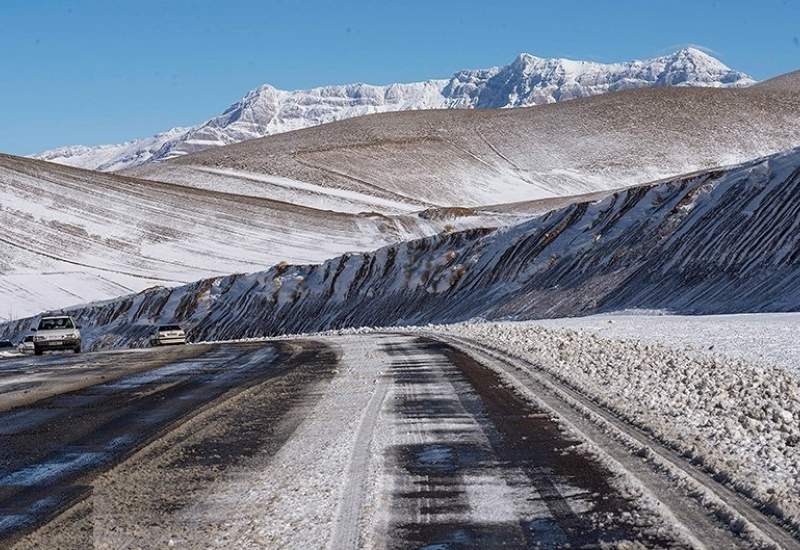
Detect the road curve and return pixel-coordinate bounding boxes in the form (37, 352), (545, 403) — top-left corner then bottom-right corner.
(2, 333), (795, 548)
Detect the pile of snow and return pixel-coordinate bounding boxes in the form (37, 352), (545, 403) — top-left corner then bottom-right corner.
(430, 321), (800, 527)
(33, 48), (754, 172)
(528, 312), (800, 376)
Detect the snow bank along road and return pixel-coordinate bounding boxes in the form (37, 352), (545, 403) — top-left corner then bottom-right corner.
(1, 335), (798, 548)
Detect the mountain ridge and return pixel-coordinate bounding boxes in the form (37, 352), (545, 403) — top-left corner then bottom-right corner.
(33, 48), (754, 171)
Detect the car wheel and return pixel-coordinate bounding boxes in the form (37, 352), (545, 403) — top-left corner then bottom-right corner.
(73, 346), (81, 354)
(34, 348), (43, 356)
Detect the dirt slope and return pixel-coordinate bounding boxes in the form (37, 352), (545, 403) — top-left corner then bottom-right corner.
(129, 81), (800, 208)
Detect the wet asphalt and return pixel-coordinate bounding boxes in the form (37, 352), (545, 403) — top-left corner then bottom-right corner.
(0, 342), (296, 546)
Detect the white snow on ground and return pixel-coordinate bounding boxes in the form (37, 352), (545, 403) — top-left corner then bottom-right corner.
(179, 334), (685, 546)
(182, 166), (419, 214)
(527, 312), (800, 376)
(422, 321), (800, 529)
(0, 272), (144, 324)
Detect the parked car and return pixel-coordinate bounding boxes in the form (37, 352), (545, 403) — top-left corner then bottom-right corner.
(33, 316), (81, 355)
(17, 335), (35, 354)
(150, 324), (186, 346)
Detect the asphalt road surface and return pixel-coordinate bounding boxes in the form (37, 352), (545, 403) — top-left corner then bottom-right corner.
(0, 334), (796, 549)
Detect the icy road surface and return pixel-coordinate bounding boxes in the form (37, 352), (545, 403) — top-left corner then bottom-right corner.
(1, 334), (796, 548)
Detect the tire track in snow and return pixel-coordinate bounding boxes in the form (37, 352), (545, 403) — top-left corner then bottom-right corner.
(379, 336), (679, 548)
(328, 357), (390, 550)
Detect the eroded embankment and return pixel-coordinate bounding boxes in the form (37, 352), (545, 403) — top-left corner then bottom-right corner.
(4, 147), (800, 350)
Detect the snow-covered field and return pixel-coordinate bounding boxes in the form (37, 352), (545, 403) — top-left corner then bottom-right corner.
(528, 312), (800, 376)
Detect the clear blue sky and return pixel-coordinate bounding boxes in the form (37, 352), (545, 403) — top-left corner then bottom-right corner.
(3, 0), (799, 155)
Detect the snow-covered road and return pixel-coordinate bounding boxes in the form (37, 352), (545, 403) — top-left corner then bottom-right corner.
(2, 334), (797, 548)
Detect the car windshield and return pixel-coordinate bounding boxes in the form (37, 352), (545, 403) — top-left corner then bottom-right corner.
(38, 318), (74, 330)
(23, 336), (34, 343)
(159, 325), (182, 331)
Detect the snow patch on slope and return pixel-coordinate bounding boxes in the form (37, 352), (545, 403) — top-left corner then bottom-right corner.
(0, 154), (519, 319)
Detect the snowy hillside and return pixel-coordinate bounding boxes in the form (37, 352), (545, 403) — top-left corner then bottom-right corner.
(129, 78), (800, 207)
(0, 154), (524, 319)
(33, 48), (753, 171)
(8, 146), (800, 349)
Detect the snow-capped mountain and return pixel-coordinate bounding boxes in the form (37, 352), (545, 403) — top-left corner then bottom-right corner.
(443, 47), (753, 108)
(33, 127), (188, 173)
(131, 72), (800, 208)
(34, 48), (754, 171)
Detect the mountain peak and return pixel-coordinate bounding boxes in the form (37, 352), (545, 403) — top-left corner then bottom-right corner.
(513, 52), (543, 64)
(664, 46), (728, 68)
(674, 46), (718, 59)
(652, 47), (753, 87)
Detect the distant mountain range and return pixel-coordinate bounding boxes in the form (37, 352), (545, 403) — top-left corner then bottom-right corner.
(33, 48), (754, 171)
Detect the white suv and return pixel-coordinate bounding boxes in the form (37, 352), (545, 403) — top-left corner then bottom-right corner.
(33, 316), (81, 355)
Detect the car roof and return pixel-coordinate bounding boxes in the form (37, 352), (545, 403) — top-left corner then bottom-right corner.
(41, 315), (73, 320)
